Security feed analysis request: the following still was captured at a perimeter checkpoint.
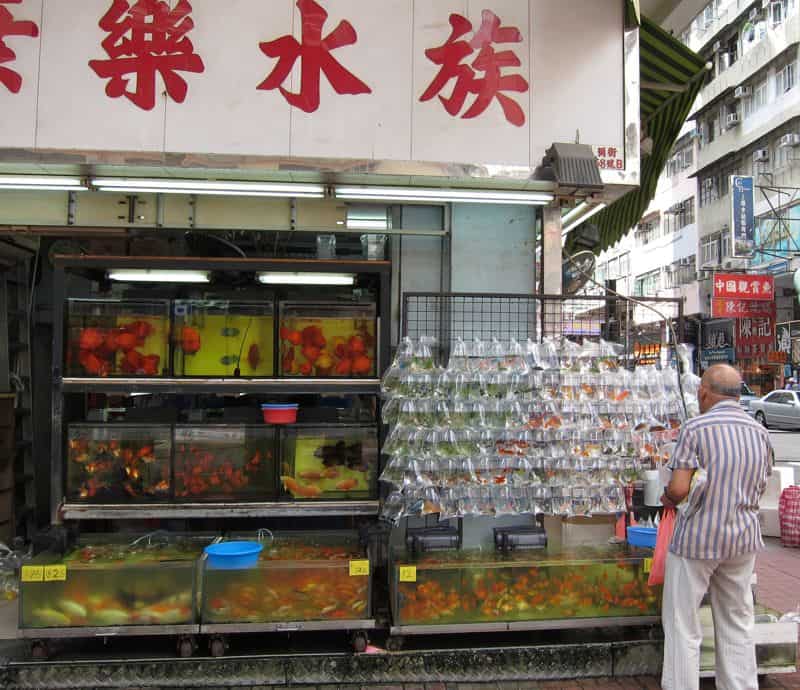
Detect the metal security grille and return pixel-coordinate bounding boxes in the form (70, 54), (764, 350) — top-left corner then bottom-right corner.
(402, 292), (684, 365)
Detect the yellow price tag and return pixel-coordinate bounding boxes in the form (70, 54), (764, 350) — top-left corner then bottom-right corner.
(643, 558), (653, 574)
(21, 566), (44, 583)
(44, 565), (67, 582)
(399, 565), (417, 583)
(349, 560), (370, 577)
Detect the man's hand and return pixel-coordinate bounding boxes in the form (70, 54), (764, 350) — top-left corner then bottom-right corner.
(661, 490), (677, 508)
(665, 468), (695, 506)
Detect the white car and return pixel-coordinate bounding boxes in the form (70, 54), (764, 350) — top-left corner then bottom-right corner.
(749, 389), (800, 430)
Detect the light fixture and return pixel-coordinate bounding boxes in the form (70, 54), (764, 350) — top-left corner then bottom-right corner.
(257, 272), (355, 286)
(335, 186), (554, 205)
(562, 203), (607, 235)
(91, 178), (326, 198)
(108, 269), (210, 283)
(0, 175), (87, 191)
(561, 201), (589, 226)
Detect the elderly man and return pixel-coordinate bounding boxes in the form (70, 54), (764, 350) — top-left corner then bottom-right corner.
(660, 364), (772, 690)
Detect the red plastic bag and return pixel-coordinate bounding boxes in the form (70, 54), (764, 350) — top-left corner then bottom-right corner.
(779, 486), (800, 548)
(648, 508), (676, 586)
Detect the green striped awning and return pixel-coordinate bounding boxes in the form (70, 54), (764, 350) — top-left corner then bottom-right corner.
(566, 17), (708, 254)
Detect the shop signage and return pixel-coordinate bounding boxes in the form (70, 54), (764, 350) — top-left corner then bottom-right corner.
(0, 0), (627, 174)
(768, 350), (788, 364)
(701, 319), (734, 366)
(736, 317), (775, 359)
(633, 342), (661, 365)
(712, 273), (774, 300)
(711, 298), (776, 319)
(730, 176), (755, 258)
(776, 320), (800, 358)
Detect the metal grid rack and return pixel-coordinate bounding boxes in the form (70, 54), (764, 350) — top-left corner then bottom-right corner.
(402, 292), (684, 364)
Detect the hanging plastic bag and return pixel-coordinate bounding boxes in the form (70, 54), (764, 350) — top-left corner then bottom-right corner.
(648, 507), (676, 586)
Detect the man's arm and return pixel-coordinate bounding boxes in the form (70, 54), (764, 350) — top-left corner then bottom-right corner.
(662, 424), (699, 508)
(664, 468), (695, 506)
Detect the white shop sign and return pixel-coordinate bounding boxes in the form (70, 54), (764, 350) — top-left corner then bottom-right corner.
(0, 0), (627, 174)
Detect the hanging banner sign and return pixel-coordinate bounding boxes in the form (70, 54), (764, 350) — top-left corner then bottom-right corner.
(731, 176), (755, 257)
(736, 317), (775, 359)
(711, 299), (776, 319)
(712, 273), (774, 300)
(701, 319), (734, 366)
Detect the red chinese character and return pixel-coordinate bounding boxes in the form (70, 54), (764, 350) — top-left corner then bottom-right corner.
(597, 147), (606, 157)
(608, 147), (618, 158)
(615, 159), (624, 170)
(89, 0), (205, 111)
(0, 0), (38, 94)
(257, 0), (371, 113)
(420, 10), (529, 127)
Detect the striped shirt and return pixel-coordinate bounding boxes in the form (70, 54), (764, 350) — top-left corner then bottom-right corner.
(668, 399), (772, 560)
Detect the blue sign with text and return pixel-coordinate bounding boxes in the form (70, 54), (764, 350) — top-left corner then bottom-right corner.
(731, 175), (755, 257)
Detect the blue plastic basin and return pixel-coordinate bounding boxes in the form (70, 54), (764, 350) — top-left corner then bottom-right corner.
(204, 541), (263, 569)
(627, 526), (657, 549)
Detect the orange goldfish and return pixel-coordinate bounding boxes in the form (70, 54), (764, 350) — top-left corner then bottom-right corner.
(282, 476), (322, 498)
(335, 478), (358, 491)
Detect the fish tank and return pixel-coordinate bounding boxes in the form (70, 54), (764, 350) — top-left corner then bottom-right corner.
(19, 533), (211, 630)
(390, 544), (660, 627)
(65, 299), (170, 377)
(174, 425), (276, 501)
(280, 426), (378, 500)
(201, 531), (371, 625)
(278, 302), (377, 377)
(66, 424), (172, 502)
(172, 300), (275, 377)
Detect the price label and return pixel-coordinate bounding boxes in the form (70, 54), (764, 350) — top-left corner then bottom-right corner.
(399, 566), (417, 583)
(643, 558), (653, 574)
(349, 560), (370, 577)
(44, 565), (67, 582)
(20, 566), (44, 582)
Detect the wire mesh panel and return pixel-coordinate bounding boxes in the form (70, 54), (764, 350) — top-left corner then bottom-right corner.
(403, 292), (683, 365)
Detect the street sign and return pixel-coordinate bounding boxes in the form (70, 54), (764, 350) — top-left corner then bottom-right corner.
(731, 175), (755, 257)
(713, 273), (774, 300)
(711, 298), (776, 319)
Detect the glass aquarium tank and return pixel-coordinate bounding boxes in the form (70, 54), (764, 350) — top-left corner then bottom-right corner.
(280, 426), (378, 500)
(65, 299), (170, 377)
(278, 302), (377, 377)
(172, 300), (275, 377)
(390, 544), (660, 627)
(201, 531), (371, 625)
(173, 425), (276, 501)
(66, 424), (171, 502)
(19, 533), (211, 630)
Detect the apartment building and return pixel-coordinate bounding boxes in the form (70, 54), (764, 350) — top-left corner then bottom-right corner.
(593, 0), (800, 388)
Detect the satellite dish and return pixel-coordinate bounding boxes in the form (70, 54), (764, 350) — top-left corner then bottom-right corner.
(562, 251), (596, 295)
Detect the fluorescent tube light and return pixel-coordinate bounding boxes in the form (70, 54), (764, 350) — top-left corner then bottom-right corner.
(92, 178), (326, 198)
(0, 175), (87, 191)
(561, 201), (589, 225)
(257, 272), (355, 286)
(562, 203), (607, 235)
(335, 186), (554, 205)
(108, 269), (210, 283)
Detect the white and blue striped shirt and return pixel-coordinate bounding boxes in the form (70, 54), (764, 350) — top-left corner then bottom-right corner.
(668, 399), (772, 560)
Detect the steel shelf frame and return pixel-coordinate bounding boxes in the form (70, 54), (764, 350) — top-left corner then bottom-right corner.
(18, 623), (199, 639)
(390, 615), (661, 636)
(199, 619), (377, 634)
(50, 255), (392, 524)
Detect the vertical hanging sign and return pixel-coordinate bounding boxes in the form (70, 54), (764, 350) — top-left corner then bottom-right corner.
(731, 175), (755, 258)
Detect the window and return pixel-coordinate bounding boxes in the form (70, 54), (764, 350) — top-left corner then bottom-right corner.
(634, 270), (661, 297)
(663, 255), (696, 288)
(700, 176), (719, 206)
(754, 79), (769, 110)
(664, 198), (696, 234)
(636, 219), (660, 246)
(771, 0), (784, 27)
(595, 262), (607, 283)
(618, 252), (630, 278)
(776, 62), (796, 95)
(700, 233), (725, 266)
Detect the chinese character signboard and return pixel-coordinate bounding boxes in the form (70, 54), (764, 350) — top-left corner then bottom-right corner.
(736, 317), (775, 360)
(701, 319), (735, 367)
(633, 342), (661, 366)
(0, 0), (628, 175)
(776, 320), (800, 365)
(712, 273), (774, 300)
(730, 176), (755, 258)
(711, 299), (776, 319)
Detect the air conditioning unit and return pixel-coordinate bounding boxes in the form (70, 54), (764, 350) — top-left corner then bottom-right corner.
(779, 133), (800, 147)
(726, 112), (741, 127)
(753, 148), (770, 162)
(734, 86), (752, 98)
(723, 257), (748, 270)
(701, 259), (720, 270)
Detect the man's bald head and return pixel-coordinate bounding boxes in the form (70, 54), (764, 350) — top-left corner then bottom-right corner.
(698, 364), (742, 413)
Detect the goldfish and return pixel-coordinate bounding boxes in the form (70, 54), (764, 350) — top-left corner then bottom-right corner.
(124, 320), (154, 341)
(180, 326), (201, 354)
(32, 608), (70, 627)
(334, 359), (352, 376)
(335, 478), (358, 491)
(141, 354), (160, 376)
(120, 349), (143, 373)
(351, 355), (372, 375)
(78, 328), (105, 352)
(299, 362), (313, 376)
(58, 599), (87, 619)
(282, 476), (322, 498)
(79, 350), (111, 377)
(322, 467), (340, 479)
(348, 335), (366, 355)
(247, 343), (260, 369)
(115, 332), (138, 352)
(301, 345), (321, 363)
(287, 330), (303, 346)
(299, 470), (324, 480)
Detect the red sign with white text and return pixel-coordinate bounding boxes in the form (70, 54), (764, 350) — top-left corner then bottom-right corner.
(713, 273), (775, 300)
(711, 299), (776, 319)
(736, 317), (775, 359)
